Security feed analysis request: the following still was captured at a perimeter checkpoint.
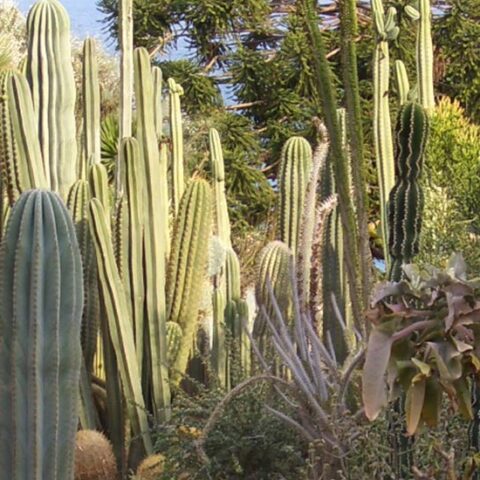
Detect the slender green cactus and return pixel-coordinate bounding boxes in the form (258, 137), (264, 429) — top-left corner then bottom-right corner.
(166, 321), (183, 366)
(297, 123), (328, 314)
(134, 47), (171, 421)
(67, 179), (99, 372)
(387, 102), (429, 478)
(253, 241), (293, 339)
(89, 163), (111, 219)
(119, 138), (145, 368)
(6, 72), (48, 191)
(0, 190), (83, 479)
(26, 0), (77, 198)
(166, 179), (212, 383)
(168, 78), (185, 216)
(395, 60), (410, 106)
(82, 38), (101, 170)
(300, 0), (364, 327)
(210, 128), (231, 247)
(88, 197), (152, 455)
(371, 0), (398, 266)
(153, 66), (163, 140)
(278, 136), (313, 255)
(417, 0), (435, 112)
(0, 70), (21, 205)
(388, 102), (429, 281)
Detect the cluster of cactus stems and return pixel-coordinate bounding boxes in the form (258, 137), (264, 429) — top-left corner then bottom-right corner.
(0, 0), (444, 475)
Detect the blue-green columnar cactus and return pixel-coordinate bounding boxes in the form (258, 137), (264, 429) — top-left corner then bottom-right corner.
(0, 190), (83, 479)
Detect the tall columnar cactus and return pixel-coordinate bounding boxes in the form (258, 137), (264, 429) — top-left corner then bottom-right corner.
(134, 47), (171, 421)
(82, 37), (101, 169)
(417, 0), (435, 112)
(395, 60), (410, 106)
(88, 198), (153, 455)
(119, 137), (145, 368)
(371, 0), (398, 266)
(278, 136), (313, 255)
(153, 66), (163, 140)
(5, 72), (48, 192)
(0, 70), (21, 205)
(388, 102), (429, 281)
(167, 179), (212, 383)
(253, 241), (293, 340)
(0, 190), (83, 479)
(68, 179), (99, 372)
(168, 78), (185, 216)
(26, 0), (77, 198)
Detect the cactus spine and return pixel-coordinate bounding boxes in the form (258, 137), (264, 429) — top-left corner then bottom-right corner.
(167, 179), (212, 383)
(278, 136), (313, 255)
(26, 0), (77, 198)
(388, 102), (429, 281)
(134, 47), (171, 421)
(168, 78), (185, 216)
(0, 190), (83, 479)
(417, 0), (435, 111)
(371, 0), (397, 266)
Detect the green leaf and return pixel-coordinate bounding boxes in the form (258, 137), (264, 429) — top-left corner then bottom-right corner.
(420, 378), (442, 428)
(453, 377), (473, 419)
(427, 341), (462, 381)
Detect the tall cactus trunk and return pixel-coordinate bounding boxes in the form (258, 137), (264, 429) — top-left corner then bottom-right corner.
(133, 47), (171, 422)
(0, 190), (83, 480)
(26, 0), (77, 199)
(338, 0), (371, 306)
(371, 0), (397, 269)
(417, 0), (435, 112)
(387, 102), (429, 479)
(299, 0), (364, 331)
(167, 179), (212, 384)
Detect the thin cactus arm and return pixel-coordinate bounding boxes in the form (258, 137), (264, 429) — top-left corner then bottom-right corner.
(6, 72), (48, 191)
(168, 77), (185, 216)
(417, 0), (435, 112)
(395, 60), (410, 105)
(88, 197), (153, 455)
(83, 37), (101, 169)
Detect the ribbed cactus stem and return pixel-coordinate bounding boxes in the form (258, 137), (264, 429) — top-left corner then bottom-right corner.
(0, 70), (21, 205)
(6, 72), (48, 191)
(166, 322), (182, 366)
(297, 124), (328, 313)
(167, 179), (212, 383)
(119, 0), (133, 140)
(168, 78), (185, 216)
(67, 179), (99, 372)
(278, 136), (313, 254)
(153, 66), (163, 140)
(417, 0), (435, 112)
(0, 190), (83, 479)
(254, 241), (293, 339)
(88, 198), (152, 455)
(134, 47), (171, 421)
(82, 38), (101, 169)
(209, 128), (231, 247)
(371, 0), (397, 267)
(119, 137), (145, 368)
(388, 102), (429, 281)
(26, 0), (77, 198)
(395, 60), (410, 106)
